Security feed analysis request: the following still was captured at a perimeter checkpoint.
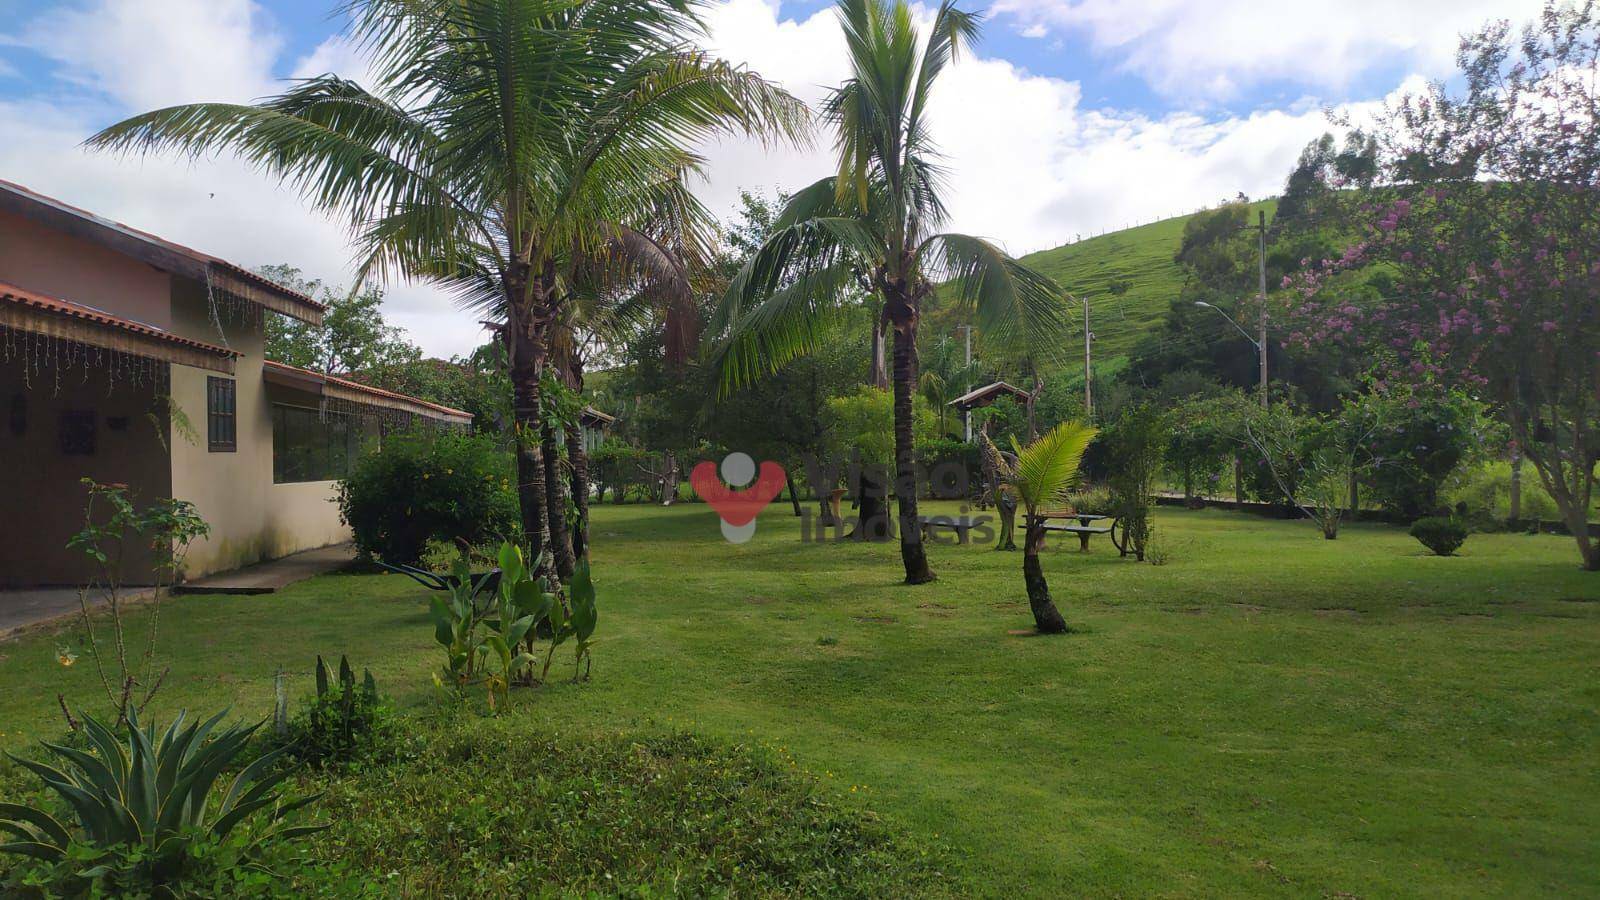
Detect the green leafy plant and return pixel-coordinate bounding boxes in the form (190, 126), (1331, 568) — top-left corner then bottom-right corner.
(1103, 405), (1166, 561)
(567, 560), (600, 682)
(0, 707), (323, 894)
(427, 540), (597, 706)
(1410, 517), (1468, 557)
(283, 656), (392, 768)
(65, 479), (210, 728)
(428, 555), (497, 692)
(338, 430), (520, 565)
(483, 543), (554, 707)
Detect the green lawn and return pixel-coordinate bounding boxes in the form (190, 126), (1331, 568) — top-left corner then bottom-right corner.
(3, 502), (1598, 896)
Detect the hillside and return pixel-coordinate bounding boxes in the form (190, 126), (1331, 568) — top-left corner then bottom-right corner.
(1017, 199), (1277, 371)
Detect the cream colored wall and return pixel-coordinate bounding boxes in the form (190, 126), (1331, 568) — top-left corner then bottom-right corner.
(0, 209), (173, 328)
(0, 355), (171, 586)
(261, 480), (350, 559)
(165, 278), (274, 577)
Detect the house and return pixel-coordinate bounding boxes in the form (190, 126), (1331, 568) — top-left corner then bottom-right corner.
(0, 179), (470, 587)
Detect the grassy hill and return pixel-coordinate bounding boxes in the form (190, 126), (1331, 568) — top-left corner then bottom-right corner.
(1016, 199), (1276, 372)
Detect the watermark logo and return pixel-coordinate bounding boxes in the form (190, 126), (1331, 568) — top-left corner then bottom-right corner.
(690, 452), (787, 543)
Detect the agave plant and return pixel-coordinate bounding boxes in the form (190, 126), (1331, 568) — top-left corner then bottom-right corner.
(0, 707), (323, 882)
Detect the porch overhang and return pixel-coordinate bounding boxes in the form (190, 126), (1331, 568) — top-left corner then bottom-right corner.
(0, 281), (238, 374)
(263, 360), (473, 426)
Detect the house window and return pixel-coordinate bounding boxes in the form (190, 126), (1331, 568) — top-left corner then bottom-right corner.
(59, 410), (96, 455)
(272, 404), (360, 483)
(207, 377), (237, 452)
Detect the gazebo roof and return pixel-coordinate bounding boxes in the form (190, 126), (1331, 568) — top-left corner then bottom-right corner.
(948, 381), (1031, 411)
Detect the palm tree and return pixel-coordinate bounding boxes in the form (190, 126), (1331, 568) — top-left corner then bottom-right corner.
(712, 0), (1068, 584)
(89, 0), (807, 578)
(920, 335), (982, 438)
(990, 422), (1097, 633)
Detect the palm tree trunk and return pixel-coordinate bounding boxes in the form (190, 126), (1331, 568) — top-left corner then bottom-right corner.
(786, 472), (803, 516)
(565, 421), (590, 562)
(996, 491), (1018, 551)
(506, 288), (552, 581)
(542, 417), (575, 580)
(851, 463), (892, 541)
(870, 315), (889, 390)
(1023, 519), (1067, 633)
(890, 316), (935, 583)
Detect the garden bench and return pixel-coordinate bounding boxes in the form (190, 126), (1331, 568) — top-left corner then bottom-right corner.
(918, 515), (982, 544)
(1034, 512), (1117, 551)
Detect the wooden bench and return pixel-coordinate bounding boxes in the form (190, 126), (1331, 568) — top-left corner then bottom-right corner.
(918, 515), (982, 544)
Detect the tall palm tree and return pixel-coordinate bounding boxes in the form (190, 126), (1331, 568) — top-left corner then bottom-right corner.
(89, 0), (807, 578)
(990, 421), (1096, 633)
(548, 178), (716, 569)
(712, 0), (1068, 584)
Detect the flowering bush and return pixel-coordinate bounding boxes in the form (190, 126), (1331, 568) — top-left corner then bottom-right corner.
(338, 429), (519, 564)
(1277, 7), (1600, 567)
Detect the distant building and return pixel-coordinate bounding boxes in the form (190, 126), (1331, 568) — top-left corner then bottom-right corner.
(948, 381), (1031, 414)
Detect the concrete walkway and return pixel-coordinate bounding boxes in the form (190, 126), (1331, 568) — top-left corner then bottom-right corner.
(1, 543), (356, 639)
(171, 543), (356, 595)
(0, 586), (155, 638)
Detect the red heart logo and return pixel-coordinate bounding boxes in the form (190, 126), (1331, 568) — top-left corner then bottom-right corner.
(691, 460), (787, 526)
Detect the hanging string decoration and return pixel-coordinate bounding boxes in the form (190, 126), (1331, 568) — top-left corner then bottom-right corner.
(0, 325), (170, 398)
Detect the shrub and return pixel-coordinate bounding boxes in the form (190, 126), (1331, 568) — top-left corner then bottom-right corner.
(338, 429), (519, 564)
(1410, 517), (1469, 556)
(1443, 460), (1561, 523)
(294, 719), (949, 897)
(1065, 484), (1115, 516)
(280, 656), (395, 769)
(66, 479), (210, 726)
(1103, 405), (1167, 561)
(0, 707), (323, 897)
(916, 438), (979, 499)
(1351, 388), (1481, 518)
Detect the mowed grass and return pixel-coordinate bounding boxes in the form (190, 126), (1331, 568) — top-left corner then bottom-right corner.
(2, 502), (1598, 896)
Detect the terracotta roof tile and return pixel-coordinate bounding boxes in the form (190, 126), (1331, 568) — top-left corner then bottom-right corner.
(0, 279), (238, 359)
(263, 359), (472, 422)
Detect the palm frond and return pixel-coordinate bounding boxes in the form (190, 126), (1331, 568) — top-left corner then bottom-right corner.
(1006, 422), (1097, 511)
(918, 232), (1069, 362)
(710, 261), (859, 396)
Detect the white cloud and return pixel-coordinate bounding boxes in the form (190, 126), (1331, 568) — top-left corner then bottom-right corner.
(697, 0), (1389, 256)
(0, 0), (1443, 358)
(13, 0), (281, 108)
(990, 0), (1545, 100)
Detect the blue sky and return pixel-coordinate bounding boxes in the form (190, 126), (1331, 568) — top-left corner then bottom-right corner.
(0, 0), (1436, 120)
(0, 0), (1543, 356)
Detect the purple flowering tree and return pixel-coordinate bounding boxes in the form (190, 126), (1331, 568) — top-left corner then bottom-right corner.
(1281, 3), (1600, 569)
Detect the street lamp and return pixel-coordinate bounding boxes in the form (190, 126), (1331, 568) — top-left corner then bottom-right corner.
(1195, 301), (1268, 407)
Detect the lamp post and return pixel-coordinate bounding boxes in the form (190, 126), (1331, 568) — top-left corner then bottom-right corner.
(1196, 300), (1268, 407)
